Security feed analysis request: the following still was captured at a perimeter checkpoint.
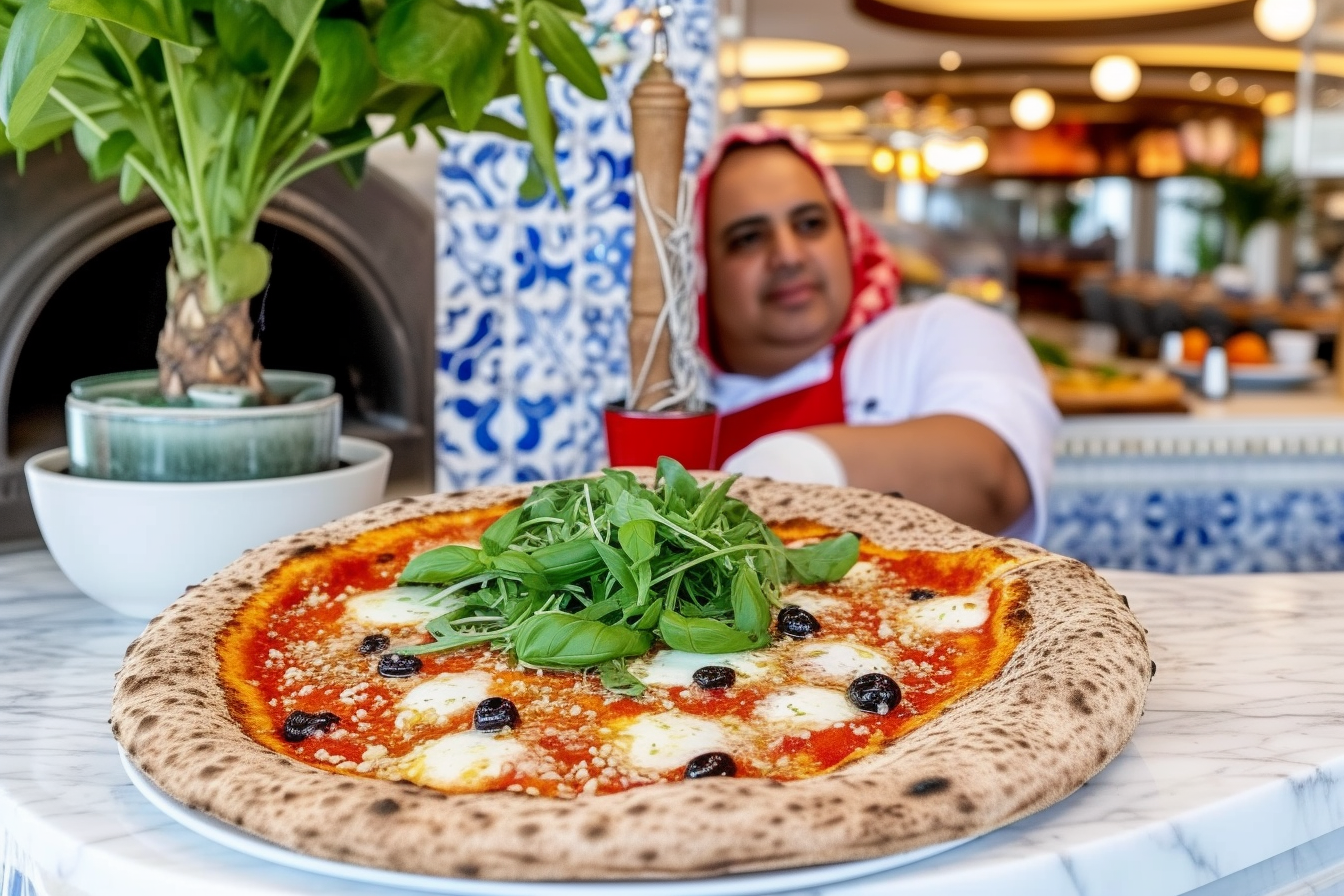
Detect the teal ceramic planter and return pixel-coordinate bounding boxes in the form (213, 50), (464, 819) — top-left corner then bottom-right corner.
(66, 370), (341, 482)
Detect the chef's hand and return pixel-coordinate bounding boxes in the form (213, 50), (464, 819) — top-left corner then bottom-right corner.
(720, 431), (848, 487)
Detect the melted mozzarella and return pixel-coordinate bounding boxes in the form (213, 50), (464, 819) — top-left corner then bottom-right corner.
(395, 672), (493, 729)
(630, 649), (774, 688)
(841, 561), (883, 586)
(906, 595), (990, 632)
(345, 587), (442, 627)
(398, 730), (525, 790)
(611, 712), (735, 773)
(755, 686), (859, 729)
(784, 590), (844, 617)
(792, 641), (892, 683)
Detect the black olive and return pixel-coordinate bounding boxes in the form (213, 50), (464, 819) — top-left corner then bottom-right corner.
(358, 634), (390, 655)
(847, 673), (901, 715)
(692, 665), (736, 690)
(777, 606), (821, 639)
(282, 710), (340, 743)
(908, 588), (937, 601)
(684, 752), (737, 779)
(377, 653), (422, 678)
(473, 697), (521, 732)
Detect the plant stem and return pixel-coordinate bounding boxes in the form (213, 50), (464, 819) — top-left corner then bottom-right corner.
(240, 0), (324, 205)
(93, 20), (173, 170)
(650, 543), (778, 587)
(48, 86), (187, 225)
(262, 132), (377, 200)
(161, 46), (218, 308)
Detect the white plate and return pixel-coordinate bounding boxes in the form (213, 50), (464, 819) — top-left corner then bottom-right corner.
(1167, 360), (1326, 391)
(120, 751), (970, 896)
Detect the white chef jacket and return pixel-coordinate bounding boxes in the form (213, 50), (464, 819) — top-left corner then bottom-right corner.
(711, 294), (1059, 543)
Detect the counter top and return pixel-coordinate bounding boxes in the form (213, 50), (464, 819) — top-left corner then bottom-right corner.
(6, 549), (1344, 895)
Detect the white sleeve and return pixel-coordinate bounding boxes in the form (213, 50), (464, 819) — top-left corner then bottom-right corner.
(883, 297), (1059, 543)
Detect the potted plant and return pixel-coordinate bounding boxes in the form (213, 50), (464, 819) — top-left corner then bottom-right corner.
(2, 0), (606, 614)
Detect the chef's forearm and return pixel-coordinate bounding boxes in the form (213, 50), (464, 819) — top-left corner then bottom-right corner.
(805, 415), (1032, 534)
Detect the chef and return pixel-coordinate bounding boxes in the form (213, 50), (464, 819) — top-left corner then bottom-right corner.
(697, 124), (1058, 542)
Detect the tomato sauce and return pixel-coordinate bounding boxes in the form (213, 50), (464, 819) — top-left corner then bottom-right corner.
(219, 507), (1028, 798)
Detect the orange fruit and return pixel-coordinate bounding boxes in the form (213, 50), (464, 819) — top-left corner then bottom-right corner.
(1226, 331), (1270, 365)
(1182, 328), (1210, 363)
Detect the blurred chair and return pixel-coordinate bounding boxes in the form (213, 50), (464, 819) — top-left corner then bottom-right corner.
(1150, 300), (1187, 339)
(1112, 295), (1157, 357)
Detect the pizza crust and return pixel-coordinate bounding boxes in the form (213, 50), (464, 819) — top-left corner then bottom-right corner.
(111, 479), (1149, 880)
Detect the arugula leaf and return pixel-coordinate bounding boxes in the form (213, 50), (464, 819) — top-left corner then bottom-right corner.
(480, 505), (523, 556)
(598, 659), (645, 697)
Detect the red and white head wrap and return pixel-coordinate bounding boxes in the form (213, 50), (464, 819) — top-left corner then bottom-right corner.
(693, 123), (900, 367)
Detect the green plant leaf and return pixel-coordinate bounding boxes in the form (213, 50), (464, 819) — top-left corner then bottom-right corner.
(658, 609), (763, 654)
(784, 533), (860, 585)
(49, 0), (191, 44)
(513, 613), (652, 668)
(527, 0), (604, 100)
(531, 538), (603, 587)
(214, 0), (292, 74)
(514, 38), (561, 200)
(398, 543), (485, 584)
(517, 149), (546, 201)
(257, 0), (316, 40)
(598, 659), (645, 697)
(72, 120), (133, 179)
(480, 505), (523, 556)
(373, 0), (506, 131)
(118, 153), (143, 201)
(656, 456), (700, 507)
(0, 0), (86, 141)
(632, 597), (662, 630)
(310, 17), (376, 133)
(540, 0), (585, 14)
(215, 240), (271, 303)
(319, 116), (370, 187)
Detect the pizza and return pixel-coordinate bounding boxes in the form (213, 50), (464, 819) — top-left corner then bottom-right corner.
(111, 468), (1151, 882)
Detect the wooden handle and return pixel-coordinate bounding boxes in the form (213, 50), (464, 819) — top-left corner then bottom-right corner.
(628, 60), (689, 410)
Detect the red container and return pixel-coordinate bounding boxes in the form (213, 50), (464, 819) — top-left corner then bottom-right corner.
(604, 403), (720, 471)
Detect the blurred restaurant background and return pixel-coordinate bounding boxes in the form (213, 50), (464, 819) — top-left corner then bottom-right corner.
(704, 0), (1344, 575)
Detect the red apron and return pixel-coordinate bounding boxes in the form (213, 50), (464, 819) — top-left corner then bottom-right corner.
(715, 340), (851, 467)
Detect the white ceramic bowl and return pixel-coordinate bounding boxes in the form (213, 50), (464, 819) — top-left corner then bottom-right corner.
(25, 436), (392, 619)
(1269, 329), (1320, 368)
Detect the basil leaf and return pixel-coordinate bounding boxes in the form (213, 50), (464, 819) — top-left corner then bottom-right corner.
(481, 505), (523, 556)
(730, 566), (770, 638)
(574, 597), (620, 621)
(397, 544), (485, 584)
(658, 609), (764, 653)
(785, 533), (860, 585)
(598, 660), (645, 697)
(618, 519), (656, 566)
(657, 456), (699, 506)
(532, 538), (603, 586)
(513, 613), (652, 668)
(631, 597), (662, 631)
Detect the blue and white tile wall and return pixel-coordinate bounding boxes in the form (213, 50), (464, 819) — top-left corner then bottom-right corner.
(435, 1), (717, 490)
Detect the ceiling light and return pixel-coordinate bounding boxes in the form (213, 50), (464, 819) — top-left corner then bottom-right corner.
(719, 88), (741, 115)
(810, 136), (877, 167)
(738, 80), (824, 108)
(921, 135), (988, 176)
(758, 106), (870, 135)
(1091, 55), (1141, 102)
(1190, 71), (1212, 91)
(1254, 0), (1316, 41)
(1010, 88), (1055, 130)
(897, 149), (924, 181)
(1216, 76), (1239, 95)
(870, 146), (898, 175)
(1261, 89), (1296, 116)
(726, 39), (849, 79)
(1244, 84), (1267, 103)
(940, 50), (962, 71)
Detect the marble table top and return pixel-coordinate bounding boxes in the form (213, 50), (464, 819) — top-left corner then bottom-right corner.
(5, 548), (1344, 896)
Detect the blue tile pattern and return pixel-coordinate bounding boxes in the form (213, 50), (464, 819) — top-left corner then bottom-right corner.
(1046, 487), (1344, 574)
(435, 0), (717, 489)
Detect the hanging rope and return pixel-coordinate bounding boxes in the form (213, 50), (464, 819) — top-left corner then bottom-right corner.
(629, 170), (708, 412)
